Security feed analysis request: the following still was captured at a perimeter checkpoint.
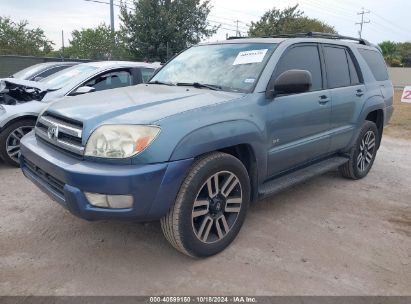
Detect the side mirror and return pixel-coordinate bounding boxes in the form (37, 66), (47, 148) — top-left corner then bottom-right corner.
(266, 69), (312, 98)
(71, 86), (95, 96)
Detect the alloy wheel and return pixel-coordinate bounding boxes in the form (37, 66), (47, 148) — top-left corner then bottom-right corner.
(6, 126), (34, 163)
(357, 130), (376, 172)
(192, 171), (243, 244)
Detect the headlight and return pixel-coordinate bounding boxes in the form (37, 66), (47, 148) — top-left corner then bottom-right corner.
(84, 125), (161, 158)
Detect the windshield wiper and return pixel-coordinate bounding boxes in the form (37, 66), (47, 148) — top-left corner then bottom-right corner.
(148, 80), (175, 86)
(176, 82), (222, 91)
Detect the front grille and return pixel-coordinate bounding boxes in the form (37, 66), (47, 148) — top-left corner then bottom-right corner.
(35, 112), (84, 155)
(24, 158), (65, 197)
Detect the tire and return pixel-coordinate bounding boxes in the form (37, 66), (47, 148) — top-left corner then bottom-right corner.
(161, 152), (250, 258)
(0, 119), (36, 167)
(339, 121), (379, 180)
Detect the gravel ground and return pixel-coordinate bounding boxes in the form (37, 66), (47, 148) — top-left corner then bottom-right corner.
(0, 136), (410, 296)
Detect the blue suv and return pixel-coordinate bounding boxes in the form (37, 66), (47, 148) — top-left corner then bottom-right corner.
(20, 33), (394, 257)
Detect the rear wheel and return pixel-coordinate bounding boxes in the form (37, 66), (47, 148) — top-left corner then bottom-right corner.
(0, 119), (35, 166)
(339, 121), (379, 179)
(161, 152), (250, 257)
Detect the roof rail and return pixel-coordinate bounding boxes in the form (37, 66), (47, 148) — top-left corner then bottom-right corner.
(227, 32), (371, 46)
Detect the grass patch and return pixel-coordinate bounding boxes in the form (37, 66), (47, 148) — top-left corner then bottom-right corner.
(384, 89), (411, 140)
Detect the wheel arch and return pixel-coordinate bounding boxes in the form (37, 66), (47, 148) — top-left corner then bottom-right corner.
(218, 144), (259, 203)
(365, 109), (384, 149)
(344, 96), (385, 152)
(169, 120), (267, 202)
(0, 114), (38, 132)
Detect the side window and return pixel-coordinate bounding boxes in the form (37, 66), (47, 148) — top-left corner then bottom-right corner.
(323, 46), (350, 88)
(84, 70), (132, 92)
(358, 49), (389, 81)
(141, 68), (155, 83)
(36, 66), (68, 79)
(346, 51), (360, 85)
(275, 45), (323, 91)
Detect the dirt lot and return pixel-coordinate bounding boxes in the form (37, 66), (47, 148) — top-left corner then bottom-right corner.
(384, 89), (411, 140)
(0, 136), (410, 296)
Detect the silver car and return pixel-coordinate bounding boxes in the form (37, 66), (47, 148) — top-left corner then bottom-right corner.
(0, 61), (160, 166)
(8, 62), (79, 81)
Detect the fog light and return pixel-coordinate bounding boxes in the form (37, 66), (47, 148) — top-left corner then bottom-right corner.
(84, 192), (133, 209)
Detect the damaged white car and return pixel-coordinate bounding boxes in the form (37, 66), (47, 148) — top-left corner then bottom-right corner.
(0, 61), (159, 166)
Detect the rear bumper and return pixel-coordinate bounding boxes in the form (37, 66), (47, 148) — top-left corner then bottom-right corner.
(20, 133), (193, 221)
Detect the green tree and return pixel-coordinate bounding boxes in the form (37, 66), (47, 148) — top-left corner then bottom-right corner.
(120, 0), (217, 62)
(0, 16), (53, 55)
(379, 41), (397, 57)
(379, 41), (402, 67)
(63, 24), (131, 60)
(248, 5), (336, 37)
(397, 42), (411, 67)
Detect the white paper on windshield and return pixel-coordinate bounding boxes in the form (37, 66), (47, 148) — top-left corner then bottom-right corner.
(233, 49), (268, 65)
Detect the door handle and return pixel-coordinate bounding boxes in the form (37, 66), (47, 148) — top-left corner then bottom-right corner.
(318, 95), (330, 104)
(356, 89), (364, 97)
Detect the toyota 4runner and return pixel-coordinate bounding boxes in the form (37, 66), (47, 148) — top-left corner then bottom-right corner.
(20, 33), (394, 257)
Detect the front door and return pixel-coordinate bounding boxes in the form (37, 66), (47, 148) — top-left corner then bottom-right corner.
(266, 43), (332, 178)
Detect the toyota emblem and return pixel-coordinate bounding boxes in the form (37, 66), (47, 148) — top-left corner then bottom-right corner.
(47, 125), (59, 140)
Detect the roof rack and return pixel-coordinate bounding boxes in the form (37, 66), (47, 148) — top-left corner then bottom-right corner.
(227, 32), (371, 46)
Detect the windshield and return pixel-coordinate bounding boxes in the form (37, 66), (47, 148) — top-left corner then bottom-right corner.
(40, 64), (97, 90)
(12, 64), (47, 80)
(151, 43), (277, 93)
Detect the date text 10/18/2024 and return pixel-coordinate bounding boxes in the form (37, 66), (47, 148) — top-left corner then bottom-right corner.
(149, 296), (258, 303)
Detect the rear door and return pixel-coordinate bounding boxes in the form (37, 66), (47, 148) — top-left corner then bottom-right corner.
(266, 43), (332, 177)
(322, 44), (366, 152)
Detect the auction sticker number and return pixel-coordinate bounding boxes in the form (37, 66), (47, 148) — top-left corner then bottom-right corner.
(401, 86), (411, 103)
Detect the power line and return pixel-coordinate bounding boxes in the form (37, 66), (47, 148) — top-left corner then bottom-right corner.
(356, 8), (370, 39)
(208, 19), (248, 31)
(371, 12), (409, 35)
(83, 0), (120, 7)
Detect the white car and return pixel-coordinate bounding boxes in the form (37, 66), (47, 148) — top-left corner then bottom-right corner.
(0, 61), (159, 166)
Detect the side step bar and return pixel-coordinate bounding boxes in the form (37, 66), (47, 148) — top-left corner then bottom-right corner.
(258, 156), (349, 199)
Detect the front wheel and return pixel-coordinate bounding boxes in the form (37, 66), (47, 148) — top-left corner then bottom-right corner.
(339, 121), (379, 179)
(0, 119), (36, 166)
(161, 152), (250, 257)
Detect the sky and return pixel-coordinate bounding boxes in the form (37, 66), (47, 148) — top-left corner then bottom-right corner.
(0, 0), (410, 49)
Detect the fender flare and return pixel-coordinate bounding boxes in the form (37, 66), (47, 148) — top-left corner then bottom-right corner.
(344, 95), (385, 152)
(169, 119), (267, 180)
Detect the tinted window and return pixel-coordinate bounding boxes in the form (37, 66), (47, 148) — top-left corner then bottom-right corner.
(141, 68), (155, 83)
(36, 66), (69, 79)
(347, 51), (360, 85)
(358, 49), (389, 81)
(275, 45), (322, 91)
(84, 70), (132, 92)
(324, 46), (350, 88)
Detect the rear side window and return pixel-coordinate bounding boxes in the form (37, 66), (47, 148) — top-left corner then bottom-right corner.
(323, 46), (350, 88)
(358, 49), (389, 81)
(36, 66), (69, 79)
(275, 45), (323, 91)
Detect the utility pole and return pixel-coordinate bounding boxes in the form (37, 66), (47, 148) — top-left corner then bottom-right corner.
(61, 30), (65, 61)
(356, 8), (370, 39)
(110, 0), (115, 32)
(234, 20), (241, 37)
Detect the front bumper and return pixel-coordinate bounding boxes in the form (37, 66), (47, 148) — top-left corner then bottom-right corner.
(20, 133), (193, 221)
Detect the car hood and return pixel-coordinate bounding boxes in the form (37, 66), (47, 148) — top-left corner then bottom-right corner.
(0, 78), (51, 105)
(46, 84), (244, 128)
